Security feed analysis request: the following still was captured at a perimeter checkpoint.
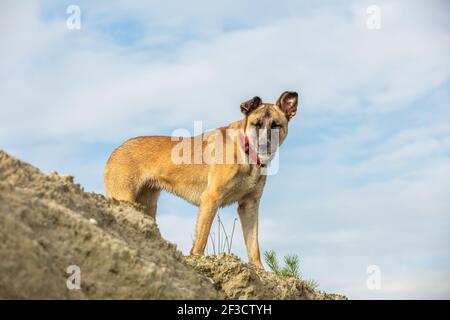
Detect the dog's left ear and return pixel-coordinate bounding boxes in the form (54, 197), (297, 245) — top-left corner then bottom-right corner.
(276, 91), (298, 121)
(240, 96), (262, 115)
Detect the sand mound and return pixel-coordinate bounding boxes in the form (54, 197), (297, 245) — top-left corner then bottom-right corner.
(0, 150), (217, 299)
(0, 150), (345, 299)
(185, 254), (345, 300)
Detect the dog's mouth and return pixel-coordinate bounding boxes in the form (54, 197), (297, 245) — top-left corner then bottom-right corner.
(245, 132), (279, 163)
(257, 146), (275, 161)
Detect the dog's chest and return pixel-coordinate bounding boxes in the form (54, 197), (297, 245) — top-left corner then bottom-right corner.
(222, 166), (263, 205)
(238, 167), (261, 190)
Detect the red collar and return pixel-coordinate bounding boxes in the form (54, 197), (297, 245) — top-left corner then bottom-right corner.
(238, 131), (267, 167)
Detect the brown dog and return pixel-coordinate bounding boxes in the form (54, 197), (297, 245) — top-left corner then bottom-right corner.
(104, 91), (298, 268)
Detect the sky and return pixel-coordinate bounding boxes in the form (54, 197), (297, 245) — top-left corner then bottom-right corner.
(0, 0), (449, 299)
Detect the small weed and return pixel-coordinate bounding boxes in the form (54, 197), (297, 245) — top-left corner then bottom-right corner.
(264, 250), (319, 291)
(193, 214), (238, 255)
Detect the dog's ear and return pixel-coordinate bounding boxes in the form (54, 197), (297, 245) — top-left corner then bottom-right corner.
(276, 91), (298, 120)
(240, 96), (262, 115)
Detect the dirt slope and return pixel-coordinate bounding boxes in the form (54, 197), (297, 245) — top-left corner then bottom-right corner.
(0, 150), (345, 299)
(186, 255), (345, 300)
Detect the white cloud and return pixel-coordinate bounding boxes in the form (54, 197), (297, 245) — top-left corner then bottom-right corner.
(1, 0), (449, 144)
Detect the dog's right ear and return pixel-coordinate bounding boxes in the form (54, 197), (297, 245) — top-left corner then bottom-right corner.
(276, 91), (298, 121)
(240, 96), (262, 115)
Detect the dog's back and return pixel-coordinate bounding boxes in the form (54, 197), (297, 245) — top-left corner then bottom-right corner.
(104, 135), (210, 207)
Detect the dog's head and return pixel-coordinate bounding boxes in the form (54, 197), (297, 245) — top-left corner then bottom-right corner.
(240, 91), (298, 163)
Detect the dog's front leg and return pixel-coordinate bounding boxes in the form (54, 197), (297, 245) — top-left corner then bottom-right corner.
(238, 197), (264, 269)
(190, 189), (222, 255)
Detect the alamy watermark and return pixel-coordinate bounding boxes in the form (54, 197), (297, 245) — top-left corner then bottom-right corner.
(366, 5), (382, 30)
(66, 265), (81, 290)
(66, 5), (81, 30)
(366, 265), (381, 290)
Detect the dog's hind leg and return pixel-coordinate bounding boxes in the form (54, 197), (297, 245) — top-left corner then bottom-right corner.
(136, 187), (161, 220)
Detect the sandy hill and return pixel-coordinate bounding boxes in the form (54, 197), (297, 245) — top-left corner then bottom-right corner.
(0, 150), (345, 299)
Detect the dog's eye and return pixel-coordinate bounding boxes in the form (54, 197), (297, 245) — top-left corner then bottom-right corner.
(252, 121), (262, 128)
(271, 122), (281, 129)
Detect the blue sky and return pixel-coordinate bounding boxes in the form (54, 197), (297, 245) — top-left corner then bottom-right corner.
(0, 0), (449, 299)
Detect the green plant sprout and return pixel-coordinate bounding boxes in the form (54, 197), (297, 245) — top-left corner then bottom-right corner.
(264, 250), (319, 291)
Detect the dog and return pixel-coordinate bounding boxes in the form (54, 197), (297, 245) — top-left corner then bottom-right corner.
(104, 91), (298, 268)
